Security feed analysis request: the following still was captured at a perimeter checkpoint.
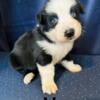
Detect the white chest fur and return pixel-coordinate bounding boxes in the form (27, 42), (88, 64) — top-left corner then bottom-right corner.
(37, 41), (74, 64)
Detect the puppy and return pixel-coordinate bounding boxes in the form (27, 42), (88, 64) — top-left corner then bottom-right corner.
(10, 0), (84, 95)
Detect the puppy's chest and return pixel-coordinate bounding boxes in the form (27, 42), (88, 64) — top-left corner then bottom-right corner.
(37, 41), (73, 64)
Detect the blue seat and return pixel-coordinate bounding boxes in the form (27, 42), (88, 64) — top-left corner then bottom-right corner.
(0, 0), (100, 100)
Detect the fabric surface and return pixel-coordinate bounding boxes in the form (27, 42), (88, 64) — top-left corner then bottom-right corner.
(0, 0), (100, 54)
(0, 32), (9, 51)
(0, 52), (100, 100)
(0, 15), (9, 51)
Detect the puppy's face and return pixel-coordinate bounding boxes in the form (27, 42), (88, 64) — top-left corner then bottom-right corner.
(37, 0), (84, 43)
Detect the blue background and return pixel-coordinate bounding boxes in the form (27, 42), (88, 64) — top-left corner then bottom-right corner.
(0, 0), (100, 100)
(0, 0), (100, 54)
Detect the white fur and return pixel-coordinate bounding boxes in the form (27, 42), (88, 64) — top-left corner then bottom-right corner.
(37, 40), (74, 64)
(23, 73), (35, 85)
(44, 0), (82, 43)
(37, 63), (58, 94)
(61, 60), (82, 73)
(36, 0), (82, 95)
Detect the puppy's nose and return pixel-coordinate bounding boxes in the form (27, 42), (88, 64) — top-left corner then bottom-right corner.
(65, 29), (75, 38)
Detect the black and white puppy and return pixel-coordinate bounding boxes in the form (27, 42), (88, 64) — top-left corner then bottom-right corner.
(10, 0), (84, 95)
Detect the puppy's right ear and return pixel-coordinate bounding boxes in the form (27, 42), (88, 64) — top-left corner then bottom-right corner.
(37, 10), (47, 25)
(37, 12), (42, 23)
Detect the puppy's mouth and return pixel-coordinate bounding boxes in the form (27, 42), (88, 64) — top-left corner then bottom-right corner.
(67, 36), (75, 40)
(57, 37), (74, 43)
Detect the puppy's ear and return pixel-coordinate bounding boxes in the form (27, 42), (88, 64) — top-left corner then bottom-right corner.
(37, 10), (47, 25)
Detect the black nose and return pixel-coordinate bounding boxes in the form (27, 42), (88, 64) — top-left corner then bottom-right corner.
(65, 29), (75, 38)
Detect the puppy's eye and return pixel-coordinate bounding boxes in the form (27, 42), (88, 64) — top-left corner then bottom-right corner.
(47, 15), (58, 28)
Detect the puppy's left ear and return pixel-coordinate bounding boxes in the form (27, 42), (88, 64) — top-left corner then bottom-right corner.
(37, 12), (42, 24)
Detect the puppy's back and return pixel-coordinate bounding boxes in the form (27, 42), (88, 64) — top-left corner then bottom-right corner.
(10, 32), (36, 74)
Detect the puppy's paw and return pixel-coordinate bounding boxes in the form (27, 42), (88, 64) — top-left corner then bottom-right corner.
(68, 64), (82, 73)
(42, 81), (58, 95)
(23, 73), (35, 85)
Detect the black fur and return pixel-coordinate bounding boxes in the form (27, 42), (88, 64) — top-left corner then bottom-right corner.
(70, 2), (84, 21)
(36, 51), (52, 66)
(76, 0), (84, 14)
(37, 27), (54, 43)
(37, 11), (58, 32)
(10, 27), (53, 76)
(62, 53), (73, 61)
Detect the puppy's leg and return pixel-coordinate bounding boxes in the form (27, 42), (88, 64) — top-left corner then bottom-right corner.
(36, 52), (58, 95)
(16, 68), (36, 85)
(23, 72), (35, 85)
(61, 54), (82, 73)
(37, 63), (58, 95)
(23, 69), (38, 85)
(10, 52), (37, 85)
(61, 60), (82, 73)
(13, 66), (36, 85)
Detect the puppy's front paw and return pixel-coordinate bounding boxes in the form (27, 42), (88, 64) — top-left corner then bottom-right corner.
(23, 73), (35, 85)
(42, 81), (58, 95)
(68, 64), (82, 73)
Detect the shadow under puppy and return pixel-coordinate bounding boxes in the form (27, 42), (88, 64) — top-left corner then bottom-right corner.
(10, 0), (84, 95)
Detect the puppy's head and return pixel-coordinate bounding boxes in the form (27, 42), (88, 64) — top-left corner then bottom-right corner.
(37, 0), (84, 43)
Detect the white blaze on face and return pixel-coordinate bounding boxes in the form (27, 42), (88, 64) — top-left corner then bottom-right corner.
(44, 0), (82, 43)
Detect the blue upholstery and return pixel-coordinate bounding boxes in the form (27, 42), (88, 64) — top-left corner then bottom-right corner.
(0, 0), (100, 100)
(0, 52), (100, 100)
(0, 15), (9, 51)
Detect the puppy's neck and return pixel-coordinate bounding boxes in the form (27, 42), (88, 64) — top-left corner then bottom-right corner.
(37, 26), (54, 43)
